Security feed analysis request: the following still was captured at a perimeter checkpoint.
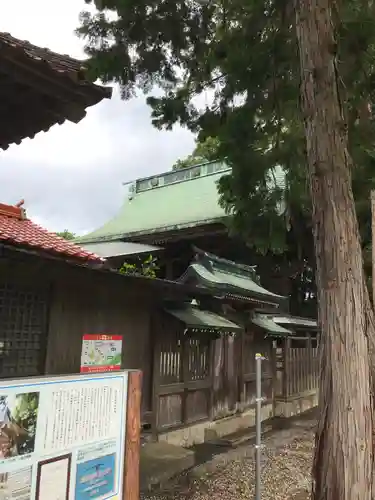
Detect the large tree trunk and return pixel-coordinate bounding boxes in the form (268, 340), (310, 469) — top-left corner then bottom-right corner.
(294, 0), (375, 499)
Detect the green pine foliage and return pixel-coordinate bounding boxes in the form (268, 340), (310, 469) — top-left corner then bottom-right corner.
(77, 0), (375, 292)
(56, 230), (76, 241)
(119, 254), (159, 278)
(172, 137), (221, 170)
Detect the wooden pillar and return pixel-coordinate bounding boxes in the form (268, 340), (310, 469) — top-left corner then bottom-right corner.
(181, 336), (189, 425)
(209, 338), (216, 419)
(307, 334), (312, 391)
(223, 334), (229, 413)
(226, 333), (236, 411)
(151, 330), (161, 439)
(123, 370), (142, 500)
(238, 331), (245, 411)
(212, 336), (224, 418)
(270, 339), (277, 416)
(283, 337), (291, 399)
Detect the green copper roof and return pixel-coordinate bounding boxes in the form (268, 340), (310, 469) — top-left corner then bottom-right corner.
(78, 161), (230, 244)
(272, 315), (317, 329)
(165, 304), (243, 333)
(80, 241), (162, 258)
(78, 160), (286, 244)
(179, 249), (286, 306)
(252, 313), (292, 336)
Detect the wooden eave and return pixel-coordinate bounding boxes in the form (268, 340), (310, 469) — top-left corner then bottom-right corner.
(128, 222), (227, 245)
(0, 32), (112, 150)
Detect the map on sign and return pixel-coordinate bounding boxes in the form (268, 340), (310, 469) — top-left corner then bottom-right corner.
(80, 334), (122, 373)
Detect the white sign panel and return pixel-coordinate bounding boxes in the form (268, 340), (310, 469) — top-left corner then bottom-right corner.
(0, 371), (128, 500)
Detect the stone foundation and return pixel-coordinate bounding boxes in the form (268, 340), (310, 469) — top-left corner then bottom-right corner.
(157, 391), (318, 447)
(274, 391), (318, 418)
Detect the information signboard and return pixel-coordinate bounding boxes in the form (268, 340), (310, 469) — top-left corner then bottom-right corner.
(80, 335), (123, 373)
(0, 371), (135, 500)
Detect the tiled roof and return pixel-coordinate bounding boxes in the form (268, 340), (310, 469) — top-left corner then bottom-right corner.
(0, 32), (112, 150)
(0, 202), (102, 263)
(0, 32), (86, 74)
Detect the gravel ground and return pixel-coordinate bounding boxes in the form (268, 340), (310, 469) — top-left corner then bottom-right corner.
(141, 418), (315, 500)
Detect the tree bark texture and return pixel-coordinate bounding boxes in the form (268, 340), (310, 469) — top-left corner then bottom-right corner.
(294, 0), (375, 499)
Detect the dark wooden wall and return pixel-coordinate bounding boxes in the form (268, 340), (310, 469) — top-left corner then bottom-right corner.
(45, 269), (154, 415)
(0, 249), (155, 415)
(0, 248), (320, 439)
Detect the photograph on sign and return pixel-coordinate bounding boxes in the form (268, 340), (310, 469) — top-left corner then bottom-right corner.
(0, 371), (128, 500)
(80, 335), (123, 373)
(0, 392), (39, 459)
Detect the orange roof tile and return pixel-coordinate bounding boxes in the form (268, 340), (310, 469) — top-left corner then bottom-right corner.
(0, 202), (102, 263)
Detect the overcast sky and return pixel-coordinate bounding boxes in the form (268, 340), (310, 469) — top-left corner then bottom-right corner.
(0, 0), (195, 235)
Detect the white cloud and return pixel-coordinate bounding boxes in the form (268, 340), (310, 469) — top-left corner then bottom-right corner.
(0, 0), (195, 235)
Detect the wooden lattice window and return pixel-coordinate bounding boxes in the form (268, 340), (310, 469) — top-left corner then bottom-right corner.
(159, 330), (183, 385)
(186, 337), (210, 382)
(0, 284), (49, 378)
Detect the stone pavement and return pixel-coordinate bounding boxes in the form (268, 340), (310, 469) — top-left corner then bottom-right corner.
(140, 441), (195, 491)
(140, 408), (317, 493)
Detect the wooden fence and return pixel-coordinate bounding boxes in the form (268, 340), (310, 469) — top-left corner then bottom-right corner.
(152, 317), (319, 434)
(276, 336), (319, 399)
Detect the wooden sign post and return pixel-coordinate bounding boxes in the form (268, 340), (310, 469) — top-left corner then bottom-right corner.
(123, 370), (142, 500)
(0, 369), (142, 500)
